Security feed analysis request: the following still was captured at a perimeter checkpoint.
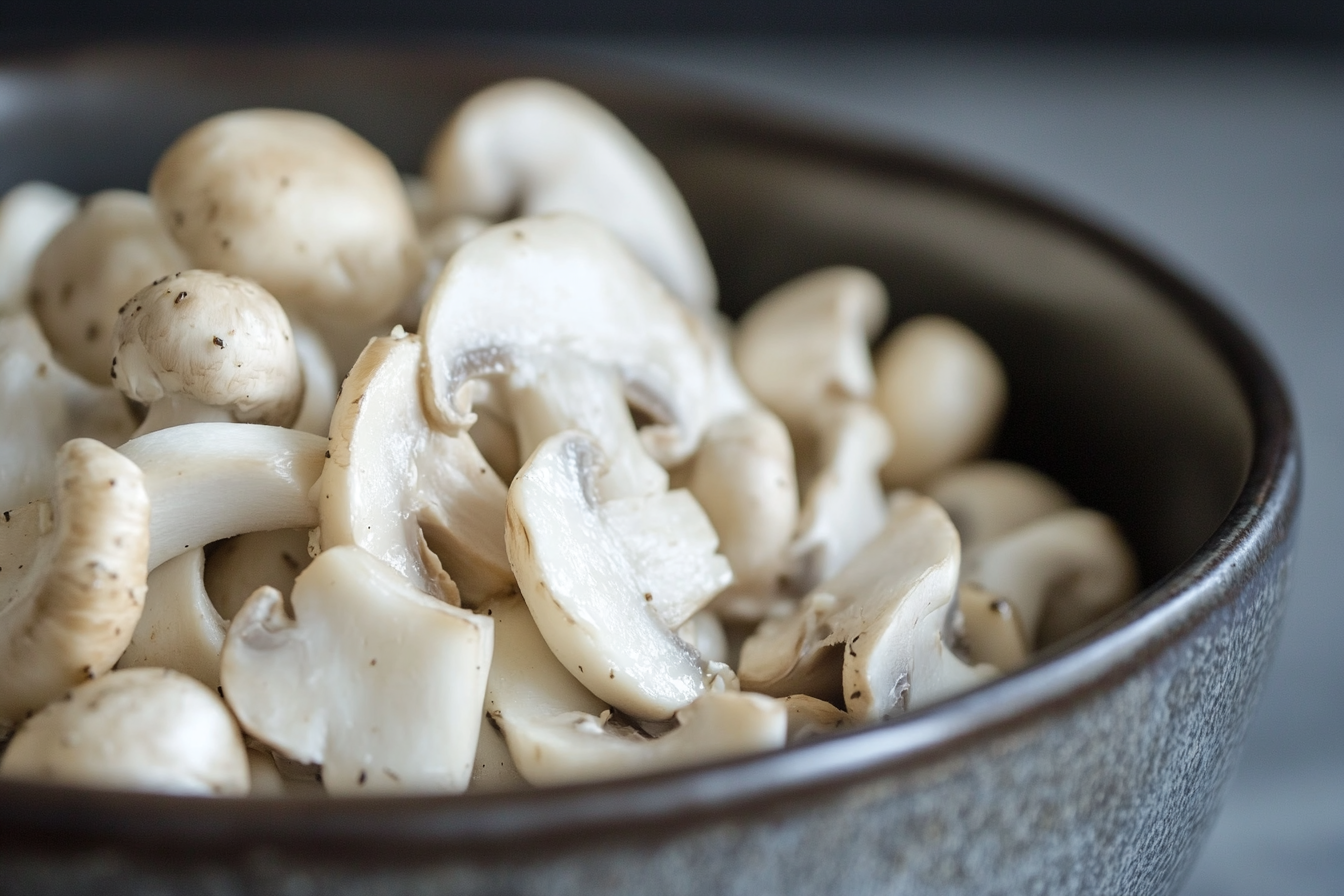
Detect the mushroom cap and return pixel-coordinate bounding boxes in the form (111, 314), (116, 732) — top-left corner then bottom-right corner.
(424, 78), (717, 311)
(0, 181), (78, 317)
(29, 189), (190, 385)
(112, 270), (304, 427)
(151, 109), (424, 326)
(0, 667), (248, 796)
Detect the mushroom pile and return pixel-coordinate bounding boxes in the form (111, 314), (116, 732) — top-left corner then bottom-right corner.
(0, 80), (1139, 797)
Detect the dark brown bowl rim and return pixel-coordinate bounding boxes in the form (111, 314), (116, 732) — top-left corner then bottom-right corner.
(0, 49), (1302, 862)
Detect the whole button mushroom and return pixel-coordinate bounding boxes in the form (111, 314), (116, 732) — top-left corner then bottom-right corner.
(150, 109), (424, 328)
(0, 667), (249, 796)
(0, 181), (78, 317)
(29, 189), (190, 385)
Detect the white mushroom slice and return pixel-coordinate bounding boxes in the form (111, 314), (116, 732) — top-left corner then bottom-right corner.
(117, 548), (226, 687)
(954, 581), (1030, 672)
(0, 181), (78, 317)
(962, 508), (1140, 648)
(291, 322), (339, 436)
(117, 423), (325, 570)
(465, 378), (521, 484)
(468, 715), (529, 793)
(924, 460), (1074, 550)
(29, 189), (190, 385)
(0, 314), (136, 510)
(483, 593), (784, 786)
(425, 79), (716, 311)
(0, 667), (248, 795)
(734, 267), (888, 434)
(0, 439), (149, 729)
(221, 545), (492, 796)
(151, 109), (424, 327)
(904, 606), (1000, 711)
(418, 214), (714, 467)
(318, 332), (512, 606)
(113, 271), (304, 436)
(789, 402), (893, 592)
(203, 529), (311, 620)
(875, 315), (1008, 488)
(781, 694), (854, 745)
(702, 312), (759, 421)
(506, 432), (731, 720)
(739, 491), (959, 723)
(675, 608), (729, 665)
(507, 353), (668, 501)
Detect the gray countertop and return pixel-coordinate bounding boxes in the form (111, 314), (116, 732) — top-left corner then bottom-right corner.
(557, 38), (1344, 894)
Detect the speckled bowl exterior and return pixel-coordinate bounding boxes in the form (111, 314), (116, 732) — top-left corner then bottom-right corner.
(0, 44), (1300, 896)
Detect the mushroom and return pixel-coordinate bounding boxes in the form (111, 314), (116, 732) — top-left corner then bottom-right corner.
(0, 313), (137, 510)
(151, 109), (424, 329)
(0, 667), (248, 796)
(781, 694), (854, 745)
(220, 545), (493, 795)
(424, 79), (716, 311)
(112, 271), (304, 437)
(116, 422), (326, 570)
(29, 189), (190, 385)
(738, 491), (960, 722)
(924, 460), (1073, 550)
(961, 508), (1140, 648)
(505, 431), (732, 720)
(468, 714), (528, 793)
(417, 213), (715, 469)
(953, 581), (1030, 672)
(675, 608), (730, 665)
(903, 605), (1000, 712)
(203, 528), (311, 620)
(117, 548), (227, 688)
(0, 181), (78, 317)
(316, 331), (512, 607)
(0, 439), (150, 730)
(481, 592), (785, 786)
(290, 321), (340, 436)
(874, 315), (1008, 488)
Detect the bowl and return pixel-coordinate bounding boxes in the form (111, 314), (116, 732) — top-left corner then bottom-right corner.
(0, 43), (1301, 896)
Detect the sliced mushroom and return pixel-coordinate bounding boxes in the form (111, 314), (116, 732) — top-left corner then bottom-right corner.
(738, 491), (959, 722)
(291, 321), (339, 436)
(0, 439), (149, 729)
(221, 545), (492, 795)
(781, 694), (854, 745)
(29, 189), (190, 385)
(151, 109), (424, 328)
(903, 605), (1000, 712)
(417, 214), (715, 468)
(505, 431), (732, 720)
(0, 313), (136, 510)
(468, 714), (528, 793)
(675, 608), (730, 665)
(482, 593), (784, 786)
(317, 331), (512, 606)
(204, 528), (311, 620)
(424, 79), (716, 311)
(924, 460), (1073, 550)
(112, 271), (304, 436)
(0, 181), (78, 317)
(117, 548), (227, 688)
(953, 581), (1030, 672)
(734, 266), (888, 434)
(874, 315), (1008, 488)
(961, 508), (1139, 648)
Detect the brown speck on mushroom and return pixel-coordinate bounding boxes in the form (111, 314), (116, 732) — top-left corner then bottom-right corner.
(82, 666), (94, 680)
(281, 552), (299, 570)
(37, 363), (48, 377)
(358, 770), (366, 785)
(175, 291), (187, 304)
(221, 237), (231, 249)
(172, 211), (185, 228)
(369, 658), (376, 666)
(29, 286), (43, 306)
(850, 690), (862, 700)
(213, 336), (225, 348)
(643, 592), (653, 602)
(324, 451), (331, 458)
(85, 322), (100, 342)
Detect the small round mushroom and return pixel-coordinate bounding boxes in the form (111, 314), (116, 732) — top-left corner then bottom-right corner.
(0, 181), (78, 317)
(151, 109), (424, 327)
(0, 667), (248, 796)
(117, 548), (227, 688)
(874, 315), (1008, 488)
(924, 460), (1073, 550)
(29, 189), (190, 385)
(112, 271), (304, 436)
(424, 79), (717, 312)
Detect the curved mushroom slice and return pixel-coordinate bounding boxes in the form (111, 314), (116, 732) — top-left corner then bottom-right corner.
(318, 332), (512, 607)
(204, 528), (311, 620)
(117, 548), (227, 688)
(924, 460), (1074, 550)
(675, 608), (729, 665)
(113, 271), (304, 437)
(734, 267), (887, 434)
(117, 422), (325, 570)
(788, 402), (893, 593)
(0, 181), (78, 317)
(739, 491), (959, 723)
(418, 214), (714, 467)
(29, 189), (190, 385)
(425, 79), (716, 312)
(781, 694), (854, 745)
(903, 605), (1000, 711)
(464, 378), (521, 484)
(962, 508), (1139, 649)
(290, 322), (339, 437)
(874, 315), (1008, 488)
(221, 545), (492, 796)
(506, 432), (732, 720)
(483, 593), (784, 786)
(0, 439), (149, 729)
(0, 667), (248, 795)
(0, 314), (136, 510)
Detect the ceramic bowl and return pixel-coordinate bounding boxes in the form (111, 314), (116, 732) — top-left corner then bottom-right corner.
(0, 43), (1300, 896)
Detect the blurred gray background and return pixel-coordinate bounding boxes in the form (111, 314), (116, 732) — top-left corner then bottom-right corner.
(556, 39), (1344, 895)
